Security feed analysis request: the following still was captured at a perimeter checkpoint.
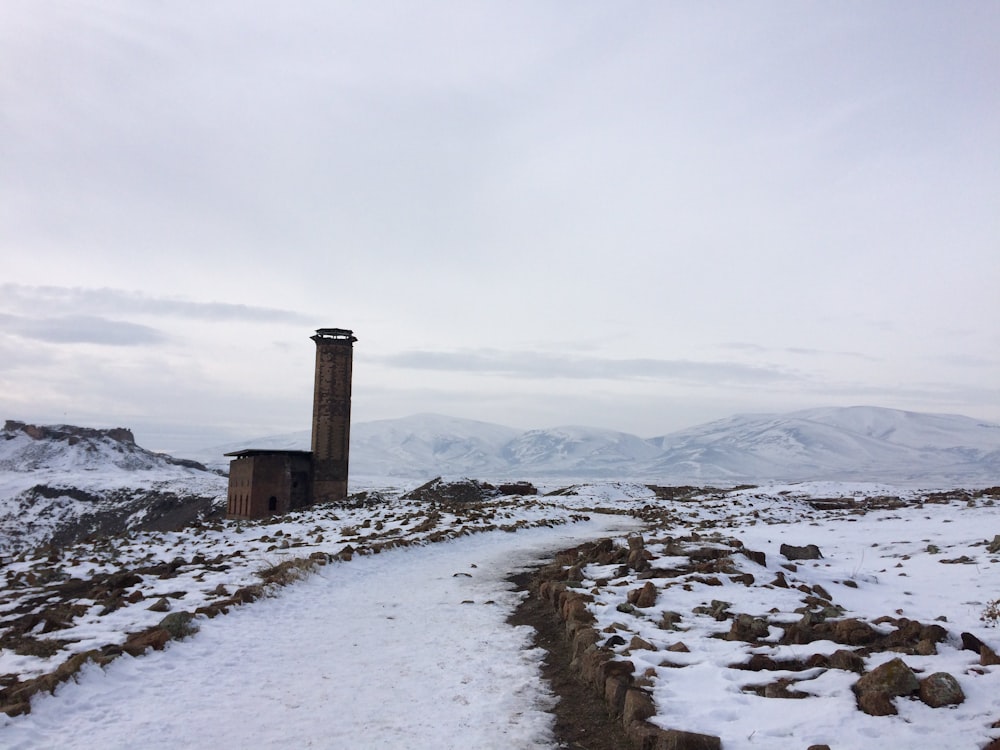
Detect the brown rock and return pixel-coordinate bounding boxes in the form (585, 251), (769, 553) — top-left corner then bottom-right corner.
(828, 649), (865, 674)
(626, 720), (663, 750)
(629, 635), (656, 651)
(812, 584), (833, 601)
(147, 597), (171, 613)
(856, 657), (919, 697)
(604, 674), (631, 713)
(597, 658), (635, 693)
(961, 631), (985, 653)
(982, 645), (1000, 666)
(122, 628), (171, 657)
(919, 623), (948, 643)
(577, 646), (611, 687)
(158, 611), (197, 639)
(744, 653), (778, 671)
(561, 593), (595, 624)
(572, 627), (600, 658)
(780, 543), (823, 560)
(659, 611), (683, 630)
(857, 690), (897, 716)
(832, 617), (880, 646)
(727, 613), (770, 642)
(918, 672), (965, 708)
(654, 728), (722, 749)
(854, 657), (919, 716)
(763, 678), (809, 699)
(623, 688), (656, 725)
(629, 581), (658, 608)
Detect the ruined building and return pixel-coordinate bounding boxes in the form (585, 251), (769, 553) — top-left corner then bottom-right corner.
(225, 328), (356, 520)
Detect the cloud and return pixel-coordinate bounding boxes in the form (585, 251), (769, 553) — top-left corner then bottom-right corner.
(373, 349), (794, 385)
(719, 342), (879, 362)
(0, 313), (165, 346)
(0, 285), (312, 324)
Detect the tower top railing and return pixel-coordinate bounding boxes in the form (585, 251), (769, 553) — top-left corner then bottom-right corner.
(312, 328), (357, 343)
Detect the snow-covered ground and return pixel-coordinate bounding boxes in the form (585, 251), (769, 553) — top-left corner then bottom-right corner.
(576, 483), (1000, 749)
(1, 516), (640, 750)
(1, 481), (998, 749)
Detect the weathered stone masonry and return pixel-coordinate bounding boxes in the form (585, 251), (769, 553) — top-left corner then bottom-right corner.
(225, 328), (356, 520)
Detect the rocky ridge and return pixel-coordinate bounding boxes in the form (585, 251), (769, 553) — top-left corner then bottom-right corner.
(0, 421), (226, 554)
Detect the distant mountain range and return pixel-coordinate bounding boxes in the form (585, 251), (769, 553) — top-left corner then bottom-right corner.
(3, 407), (998, 553)
(196, 406), (1000, 485)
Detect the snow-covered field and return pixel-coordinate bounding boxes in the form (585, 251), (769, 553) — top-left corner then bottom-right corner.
(2, 515), (641, 750)
(1, 480), (999, 749)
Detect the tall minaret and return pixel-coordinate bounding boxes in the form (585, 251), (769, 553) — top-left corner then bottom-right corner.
(310, 328), (356, 503)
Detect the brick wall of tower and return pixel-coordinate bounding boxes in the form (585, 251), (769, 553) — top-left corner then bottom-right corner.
(310, 332), (355, 503)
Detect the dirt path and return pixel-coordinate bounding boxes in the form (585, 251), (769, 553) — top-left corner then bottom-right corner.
(508, 570), (632, 750)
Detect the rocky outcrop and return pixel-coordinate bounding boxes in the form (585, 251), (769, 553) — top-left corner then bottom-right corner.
(4, 420), (136, 445)
(401, 477), (502, 504)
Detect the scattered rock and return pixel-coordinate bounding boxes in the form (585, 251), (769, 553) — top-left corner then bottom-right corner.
(727, 613), (770, 642)
(918, 672), (965, 708)
(780, 543), (823, 561)
(654, 728), (722, 750)
(770, 571), (790, 588)
(122, 628), (171, 656)
(659, 611), (683, 630)
(628, 581), (658, 608)
(147, 597), (171, 613)
(158, 611), (198, 640)
(762, 678), (810, 699)
(962, 632), (986, 653)
(692, 600), (731, 621)
(828, 649), (865, 674)
(629, 635), (655, 652)
(854, 657), (919, 715)
(857, 690), (898, 716)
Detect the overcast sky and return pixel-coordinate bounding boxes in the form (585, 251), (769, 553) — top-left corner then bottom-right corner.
(2, 1), (998, 454)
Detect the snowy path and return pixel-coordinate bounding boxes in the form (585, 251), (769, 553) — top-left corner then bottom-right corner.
(3, 516), (640, 750)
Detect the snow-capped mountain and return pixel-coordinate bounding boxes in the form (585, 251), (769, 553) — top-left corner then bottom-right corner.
(644, 407), (1000, 483)
(0, 421), (226, 554)
(501, 425), (662, 476)
(197, 406), (1000, 484)
(3, 407), (998, 553)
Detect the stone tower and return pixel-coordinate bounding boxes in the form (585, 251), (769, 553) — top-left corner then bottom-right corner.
(310, 328), (357, 503)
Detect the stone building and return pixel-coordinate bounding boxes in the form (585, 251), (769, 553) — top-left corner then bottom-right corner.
(225, 328), (356, 520)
